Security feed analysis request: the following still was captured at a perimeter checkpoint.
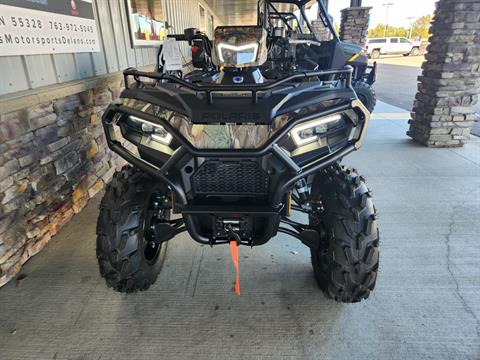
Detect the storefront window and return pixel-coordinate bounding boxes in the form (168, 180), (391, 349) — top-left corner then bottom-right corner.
(126, 0), (167, 47)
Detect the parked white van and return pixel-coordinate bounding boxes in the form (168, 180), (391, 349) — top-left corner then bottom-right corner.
(365, 37), (421, 59)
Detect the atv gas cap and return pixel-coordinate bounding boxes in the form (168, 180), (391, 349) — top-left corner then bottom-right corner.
(233, 76), (244, 84)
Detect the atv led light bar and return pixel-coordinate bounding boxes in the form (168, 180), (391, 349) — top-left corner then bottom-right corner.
(290, 114), (343, 147)
(130, 116), (173, 145)
(217, 42), (259, 66)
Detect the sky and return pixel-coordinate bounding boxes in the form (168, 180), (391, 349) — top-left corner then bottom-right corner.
(326, 0), (437, 28)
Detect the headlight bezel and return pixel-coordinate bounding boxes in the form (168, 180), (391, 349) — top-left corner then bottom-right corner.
(289, 114), (343, 147)
(129, 115), (173, 146)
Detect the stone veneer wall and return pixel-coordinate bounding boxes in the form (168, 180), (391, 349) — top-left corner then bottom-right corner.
(407, 0), (480, 147)
(339, 7), (372, 46)
(0, 76), (128, 287)
(311, 19), (332, 42)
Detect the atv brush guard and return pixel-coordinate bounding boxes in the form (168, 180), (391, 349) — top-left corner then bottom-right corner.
(102, 66), (370, 247)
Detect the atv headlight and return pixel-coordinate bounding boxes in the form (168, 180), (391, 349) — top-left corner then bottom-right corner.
(130, 116), (173, 145)
(290, 115), (343, 147)
(217, 43), (259, 66)
(212, 26), (267, 68)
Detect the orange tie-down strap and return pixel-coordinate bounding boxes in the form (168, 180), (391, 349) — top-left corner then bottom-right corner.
(230, 240), (241, 295)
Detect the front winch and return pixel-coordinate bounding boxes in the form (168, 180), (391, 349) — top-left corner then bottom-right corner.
(212, 217), (253, 245)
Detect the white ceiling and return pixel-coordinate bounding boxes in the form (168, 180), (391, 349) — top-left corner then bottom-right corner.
(205, 0), (300, 25)
(205, 0), (261, 25)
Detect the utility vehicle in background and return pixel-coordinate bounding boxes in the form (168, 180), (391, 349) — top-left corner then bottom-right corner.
(97, 0), (379, 303)
(366, 37), (422, 59)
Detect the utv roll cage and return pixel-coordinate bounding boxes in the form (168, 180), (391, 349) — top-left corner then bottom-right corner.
(258, 0), (340, 41)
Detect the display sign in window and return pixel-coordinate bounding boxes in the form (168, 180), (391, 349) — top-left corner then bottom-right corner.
(125, 0), (166, 47)
(0, 0), (100, 56)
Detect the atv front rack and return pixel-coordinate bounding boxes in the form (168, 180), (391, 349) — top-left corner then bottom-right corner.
(123, 67), (354, 105)
(121, 67), (357, 125)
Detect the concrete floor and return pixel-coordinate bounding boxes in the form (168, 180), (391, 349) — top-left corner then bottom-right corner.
(1, 118), (479, 360)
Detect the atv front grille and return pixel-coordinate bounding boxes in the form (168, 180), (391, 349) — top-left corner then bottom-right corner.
(192, 161), (269, 196)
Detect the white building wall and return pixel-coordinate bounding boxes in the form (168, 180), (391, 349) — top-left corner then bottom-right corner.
(0, 0), (222, 96)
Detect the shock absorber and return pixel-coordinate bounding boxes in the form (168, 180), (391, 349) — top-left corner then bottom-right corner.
(295, 178), (309, 203)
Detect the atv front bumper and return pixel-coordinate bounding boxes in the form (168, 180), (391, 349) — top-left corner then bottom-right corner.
(101, 69), (370, 246)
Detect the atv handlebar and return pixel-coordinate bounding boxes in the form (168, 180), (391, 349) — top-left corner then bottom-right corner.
(167, 34), (187, 41)
(167, 28), (206, 42)
(166, 28), (213, 58)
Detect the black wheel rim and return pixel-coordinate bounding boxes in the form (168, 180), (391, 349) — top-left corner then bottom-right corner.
(143, 192), (168, 265)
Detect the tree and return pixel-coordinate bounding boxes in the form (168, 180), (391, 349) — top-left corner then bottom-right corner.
(367, 14), (432, 40)
(368, 24), (408, 38)
(410, 15), (432, 39)
(334, 23), (340, 35)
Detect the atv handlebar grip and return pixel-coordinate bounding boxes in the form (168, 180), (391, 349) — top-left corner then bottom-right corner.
(167, 34), (188, 41)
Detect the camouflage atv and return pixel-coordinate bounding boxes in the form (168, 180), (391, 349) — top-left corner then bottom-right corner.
(97, 0), (379, 302)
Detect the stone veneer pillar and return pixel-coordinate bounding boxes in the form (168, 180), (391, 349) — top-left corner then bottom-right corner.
(407, 0), (480, 147)
(339, 6), (372, 46)
(311, 19), (333, 41)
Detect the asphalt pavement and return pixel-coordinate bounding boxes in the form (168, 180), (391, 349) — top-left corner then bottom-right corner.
(374, 63), (422, 111)
(373, 61), (480, 136)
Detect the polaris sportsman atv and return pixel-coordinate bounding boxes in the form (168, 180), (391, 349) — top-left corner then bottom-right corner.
(97, 0), (379, 302)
